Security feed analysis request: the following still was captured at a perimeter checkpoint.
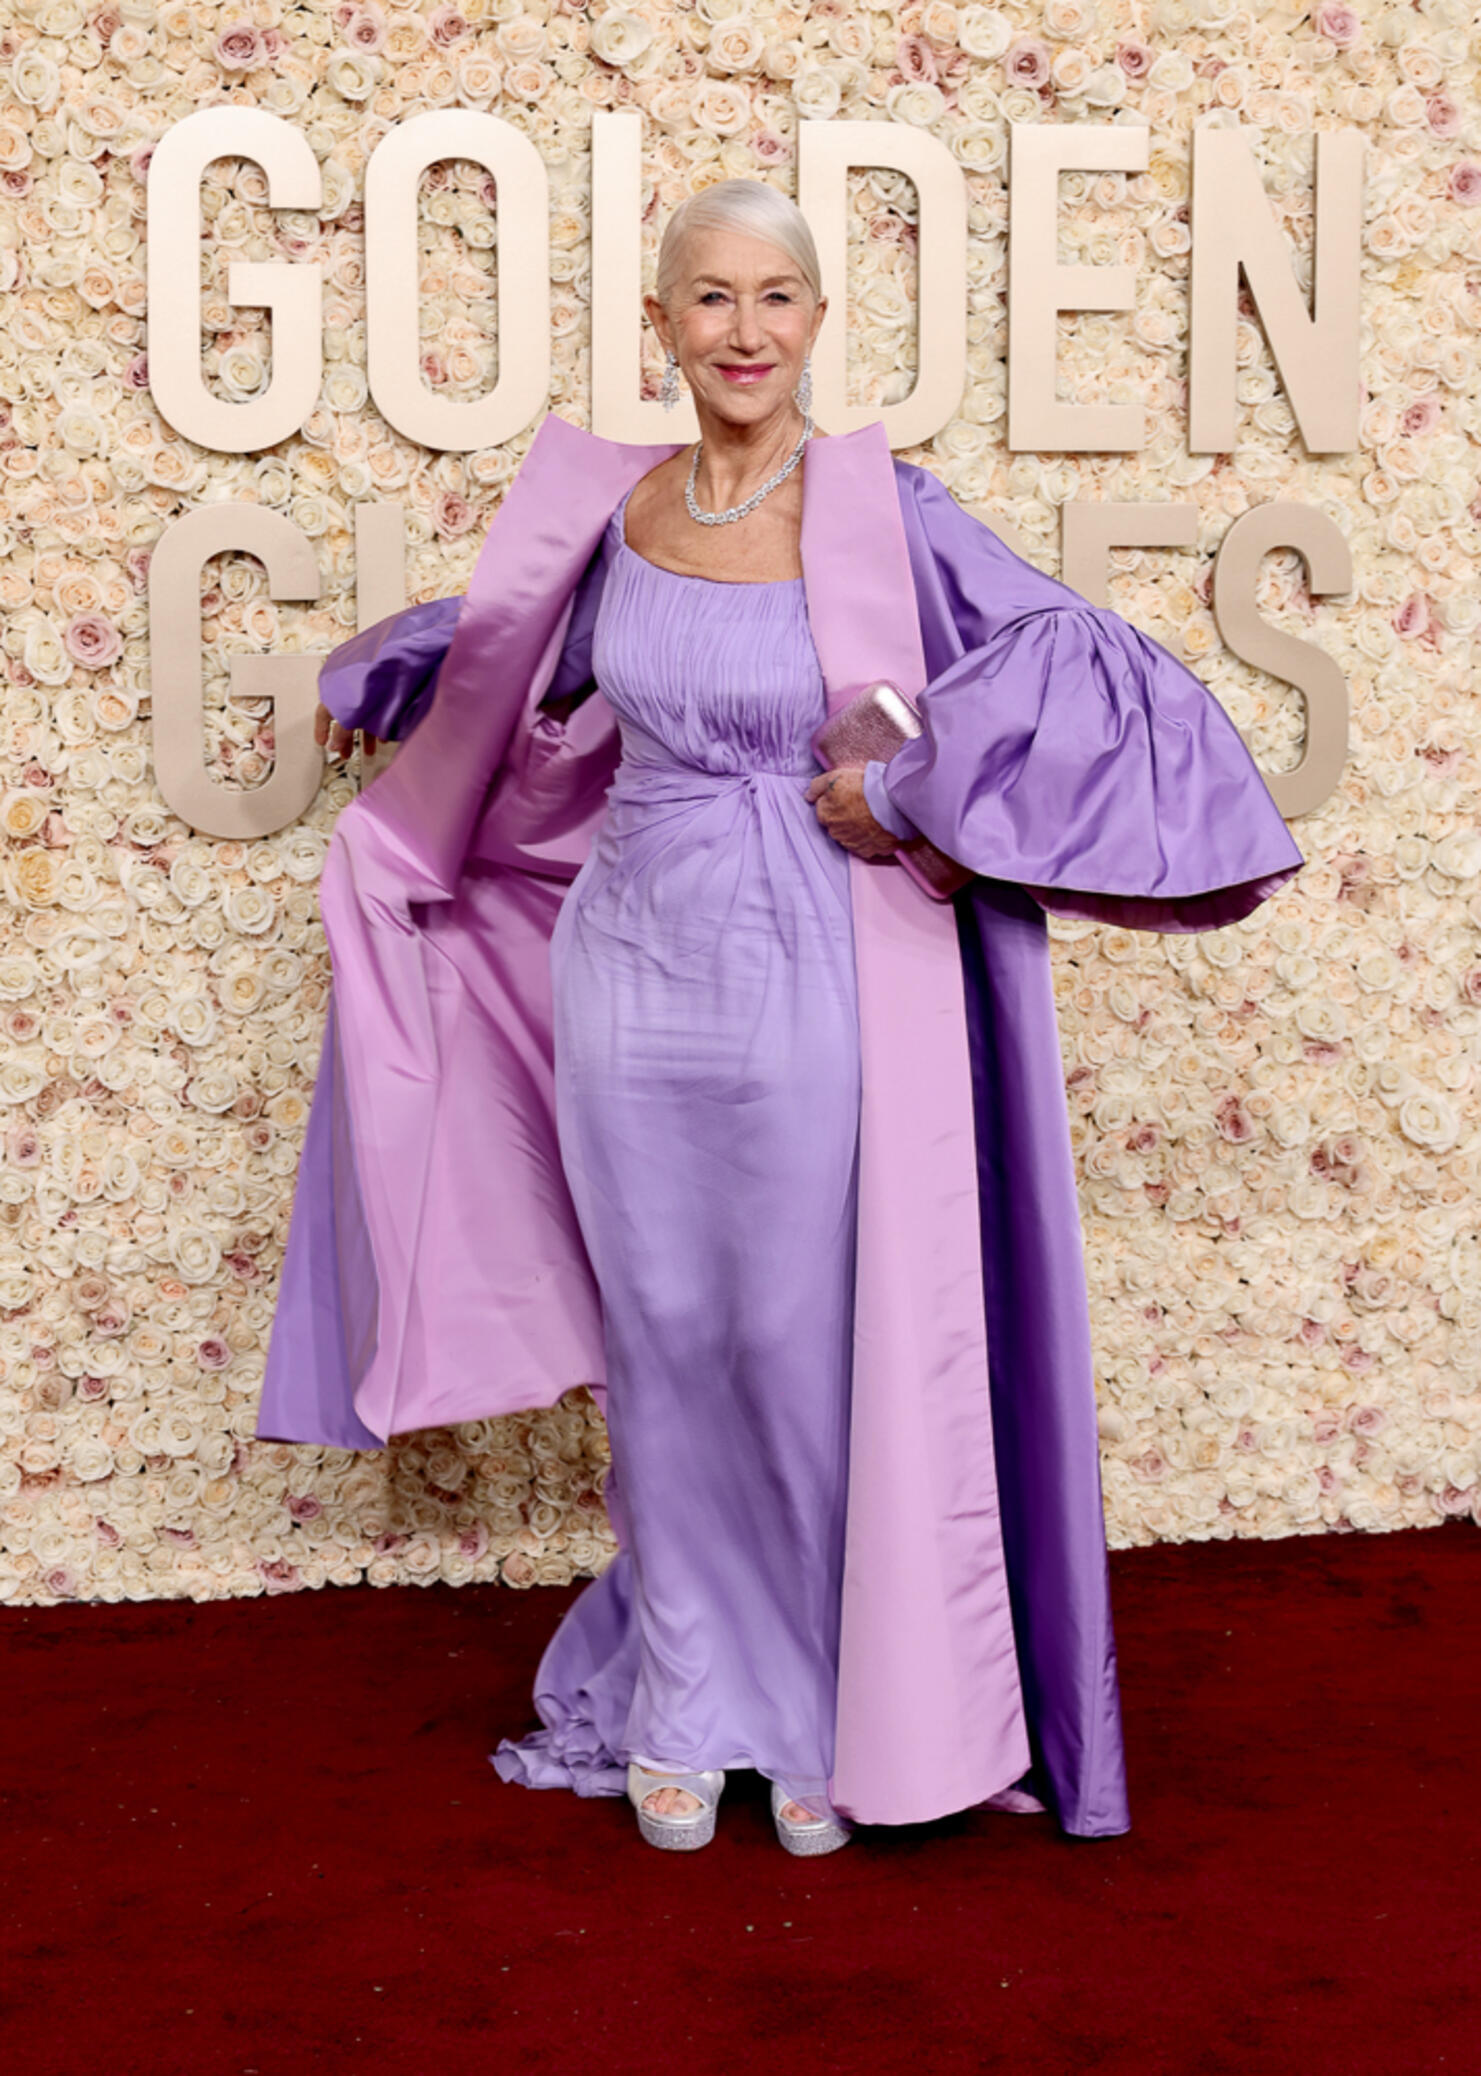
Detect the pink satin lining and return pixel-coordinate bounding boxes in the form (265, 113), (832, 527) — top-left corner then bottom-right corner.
(323, 414), (1030, 1823)
(801, 425), (1030, 1819)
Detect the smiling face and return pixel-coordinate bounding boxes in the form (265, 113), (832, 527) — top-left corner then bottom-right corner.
(644, 225), (826, 435)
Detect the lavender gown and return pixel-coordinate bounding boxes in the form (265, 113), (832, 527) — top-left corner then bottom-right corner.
(490, 485), (859, 1807)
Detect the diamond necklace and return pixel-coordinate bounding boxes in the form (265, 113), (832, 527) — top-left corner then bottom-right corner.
(684, 412), (814, 527)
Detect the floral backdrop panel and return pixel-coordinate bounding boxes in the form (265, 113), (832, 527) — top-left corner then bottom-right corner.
(0, 0), (1478, 1607)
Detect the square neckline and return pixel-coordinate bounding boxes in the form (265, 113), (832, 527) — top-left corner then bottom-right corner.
(614, 482), (804, 588)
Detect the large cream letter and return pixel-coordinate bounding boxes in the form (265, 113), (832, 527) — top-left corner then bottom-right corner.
(1190, 128), (1363, 455)
(150, 509), (323, 839)
(1007, 123), (1150, 453)
(798, 119), (967, 448)
(590, 113), (700, 444)
(1060, 501), (1199, 607)
(1211, 502), (1353, 817)
(366, 112), (549, 449)
(147, 110), (322, 453)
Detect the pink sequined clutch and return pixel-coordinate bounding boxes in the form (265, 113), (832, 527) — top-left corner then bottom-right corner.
(810, 681), (976, 901)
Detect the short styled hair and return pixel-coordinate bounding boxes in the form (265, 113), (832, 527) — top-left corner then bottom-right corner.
(654, 177), (823, 310)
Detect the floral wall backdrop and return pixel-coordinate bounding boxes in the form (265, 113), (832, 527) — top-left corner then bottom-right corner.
(1, 0), (1479, 1608)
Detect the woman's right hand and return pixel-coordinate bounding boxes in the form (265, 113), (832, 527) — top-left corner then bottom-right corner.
(316, 700), (380, 763)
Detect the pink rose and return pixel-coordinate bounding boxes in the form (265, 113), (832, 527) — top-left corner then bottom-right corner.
(1392, 592), (1432, 639)
(1314, 5), (1360, 46)
(1426, 94), (1461, 137)
(1400, 398), (1440, 436)
(342, 5), (386, 53)
(896, 33), (938, 83)
(1216, 1096), (1254, 1143)
(1005, 38), (1050, 88)
(433, 491), (477, 539)
(1116, 43), (1152, 78)
(6, 1126), (40, 1166)
(428, 5), (470, 48)
(64, 613), (122, 667)
(196, 1337), (233, 1371)
(1449, 162), (1481, 207)
(285, 1493), (323, 1521)
(214, 23), (267, 71)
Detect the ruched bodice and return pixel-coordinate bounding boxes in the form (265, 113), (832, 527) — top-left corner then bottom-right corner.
(554, 484), (854, 970)
(493, 480), (861, 1804)
(595, 484), (824, 778)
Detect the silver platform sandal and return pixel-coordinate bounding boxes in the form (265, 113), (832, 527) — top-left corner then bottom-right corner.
(770, 1780), (852, 1857)
(626, 1762), (726, 1851)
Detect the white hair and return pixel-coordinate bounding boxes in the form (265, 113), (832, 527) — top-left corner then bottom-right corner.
(654, 177), (822, 310)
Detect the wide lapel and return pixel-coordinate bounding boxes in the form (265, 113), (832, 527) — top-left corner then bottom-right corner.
(364, 413), (684, 898)
(801, 424), (1032, 1822)
(322, 418), (682, 1443)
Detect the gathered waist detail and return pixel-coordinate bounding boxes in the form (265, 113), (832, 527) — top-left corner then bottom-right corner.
(606, 760), (818, 817)
(604, 717), (819, 801)
(612, 758), (815, 788)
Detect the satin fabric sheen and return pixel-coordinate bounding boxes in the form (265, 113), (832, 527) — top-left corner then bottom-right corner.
(492, 488), (879, 1799)
(257, 417), (1304, 1839)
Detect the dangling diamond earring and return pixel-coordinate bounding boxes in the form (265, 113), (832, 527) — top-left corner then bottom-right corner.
(792, 353), (813, 416)
(659, 349), (680, 412)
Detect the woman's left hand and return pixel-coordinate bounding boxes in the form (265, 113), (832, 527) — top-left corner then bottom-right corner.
(805, 767), (900, 859)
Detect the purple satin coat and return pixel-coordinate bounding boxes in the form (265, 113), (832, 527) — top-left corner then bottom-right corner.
(257, 416), (1303, 1840)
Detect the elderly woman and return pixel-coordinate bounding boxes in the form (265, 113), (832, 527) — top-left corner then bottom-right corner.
(258, 178), (1303, 1857)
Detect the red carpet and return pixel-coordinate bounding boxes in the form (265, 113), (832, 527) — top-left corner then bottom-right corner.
(3, 1522), (1475, 2075)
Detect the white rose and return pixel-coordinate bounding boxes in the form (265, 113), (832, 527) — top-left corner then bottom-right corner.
(171, 1230), (222, 1286)
(168, 995), (218, 1048)
(886, 80), (947, 126)
(709, 15), (766, 72)
(692, 81), (754, 136)
(70, 1438), (115, 1482)
(590, 13), (654, 69)
(792, 67), (843, 120)
(1398, 1091), (1458, 1152)
(958, 6), (1011, 59)
(326, 50), (381, 101)
(224, 885), (279, 937)
(1431, 831), (1481, 882)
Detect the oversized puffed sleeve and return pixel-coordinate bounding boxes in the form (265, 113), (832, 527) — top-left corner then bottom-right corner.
(881, 466), (1305, 932)
(317, 596), (463, 743)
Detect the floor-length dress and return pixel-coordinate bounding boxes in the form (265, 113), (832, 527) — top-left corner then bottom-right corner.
(490, 484), (861, 1806)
